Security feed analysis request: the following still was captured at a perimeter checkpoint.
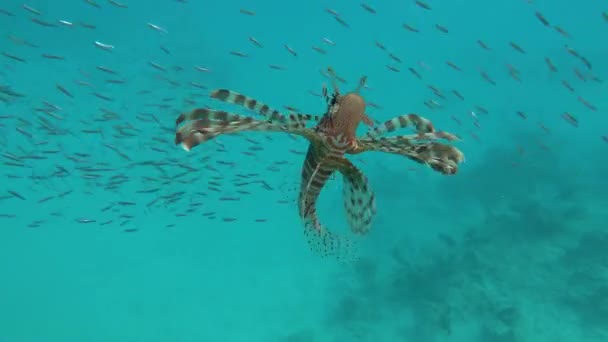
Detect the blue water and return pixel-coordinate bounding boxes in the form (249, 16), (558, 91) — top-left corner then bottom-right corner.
(1, 0), (607, 341)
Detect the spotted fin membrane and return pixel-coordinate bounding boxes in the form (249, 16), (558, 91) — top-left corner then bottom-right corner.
(339, 159), (376, 235)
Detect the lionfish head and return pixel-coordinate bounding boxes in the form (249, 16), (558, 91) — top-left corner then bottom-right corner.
(330, 92), (372, 138)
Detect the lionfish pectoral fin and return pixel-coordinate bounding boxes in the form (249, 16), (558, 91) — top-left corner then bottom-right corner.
(175, 108), (319, 151)
(355, 112), (465, 174)
(355, 138), (465, 175)
(174, 108), (240, 150)
(210, 89), (321, 126)
(365, 113), (436, 139)
(335, 159), (376, 235)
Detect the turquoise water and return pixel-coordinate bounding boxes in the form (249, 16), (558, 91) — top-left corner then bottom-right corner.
(1, 0), (607, 341)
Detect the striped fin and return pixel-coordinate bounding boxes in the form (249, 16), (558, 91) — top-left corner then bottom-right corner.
(380, 131), (460, 142)
(298, 143), (357, 261)
(175, 107), (242, 126)
(298, 144), (335, 218)
(365, 113), (436, 139)
(210, 89), (322, 126)
(175, 108), (251, 151)
(356, 139), (465, 175)
(356, 130), (461, 148)
(337, 159), (376, 235)
(175, 108), (318, 151)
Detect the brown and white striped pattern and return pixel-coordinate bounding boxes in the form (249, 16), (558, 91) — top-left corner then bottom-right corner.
(355, 130), (461, 149)
(210, 89), (322, 126)
(298, 144), (342, 217)
(175, 108), (318, 151)
(174, 71), (466, 260)
(356, 139), (465, 175)
(298, 143), (358, 260)
(365, 113), (436, 139)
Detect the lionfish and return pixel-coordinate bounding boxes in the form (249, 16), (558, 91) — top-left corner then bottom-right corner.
(175, 67), (465, 260)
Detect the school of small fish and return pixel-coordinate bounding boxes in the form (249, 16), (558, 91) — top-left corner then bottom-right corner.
(0, 1), (605, 255)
